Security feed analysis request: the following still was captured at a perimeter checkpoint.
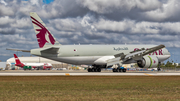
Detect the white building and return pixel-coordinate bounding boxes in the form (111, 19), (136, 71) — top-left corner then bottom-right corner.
(0, 62), (6, 70)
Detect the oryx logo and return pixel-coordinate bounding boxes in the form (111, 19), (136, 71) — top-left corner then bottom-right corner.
(31, 16), (55, 48)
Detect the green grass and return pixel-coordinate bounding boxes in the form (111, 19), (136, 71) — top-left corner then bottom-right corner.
(0, 76), (180, 101)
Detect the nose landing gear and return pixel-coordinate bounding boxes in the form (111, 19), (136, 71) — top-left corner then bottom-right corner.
(157, 62), (161, 71)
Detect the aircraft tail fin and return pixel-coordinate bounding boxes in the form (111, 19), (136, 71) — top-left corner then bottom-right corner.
(14, 54), (21, 64)
(30, 12), (60, 48)
(14, 54), (25, 68)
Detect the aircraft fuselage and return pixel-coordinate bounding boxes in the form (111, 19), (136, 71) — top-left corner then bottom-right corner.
(31, 44), (170, 65)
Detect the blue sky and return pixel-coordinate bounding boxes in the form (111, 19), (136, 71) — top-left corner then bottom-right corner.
(0, 0), (180, 64)
(43, 0), (54, 4)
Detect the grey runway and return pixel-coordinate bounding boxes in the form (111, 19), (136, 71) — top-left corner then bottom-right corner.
(0, 71), (180, 76)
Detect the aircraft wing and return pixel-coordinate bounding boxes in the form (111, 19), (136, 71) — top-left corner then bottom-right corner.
(6, 48), (30, 52)
(106, 44), (165, 67)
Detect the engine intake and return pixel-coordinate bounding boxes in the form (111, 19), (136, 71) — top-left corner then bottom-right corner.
(137, 56), (158, 68)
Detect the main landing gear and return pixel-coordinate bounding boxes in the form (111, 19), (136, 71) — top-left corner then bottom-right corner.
(88, 67), (101, 72)
(87, 65), (105, 72)
(112, 67), (126, 72)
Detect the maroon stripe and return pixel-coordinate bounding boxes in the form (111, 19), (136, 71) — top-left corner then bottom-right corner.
(32, 21), (44, 29)
(31, 16), (44, 28)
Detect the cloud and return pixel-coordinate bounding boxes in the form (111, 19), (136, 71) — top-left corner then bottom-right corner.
(77, 0), (162, 14)
(0, 28), (16, 34)
(1, 0), (180, 62)
(11, 18), (32, 29)
(0, 4), (14, 16)
(143, 0), (180, 22)
(0, 16), (14, 26)
(29, 0), (43, 6)
(94, 18), (180, 34)
(0, 0), (7, 5)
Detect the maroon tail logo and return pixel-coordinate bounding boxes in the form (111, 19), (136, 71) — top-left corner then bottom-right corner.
(31, 16), (55, 48)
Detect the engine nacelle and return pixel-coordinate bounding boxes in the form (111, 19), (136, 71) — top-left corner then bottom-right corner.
(137, 56), (159, 68)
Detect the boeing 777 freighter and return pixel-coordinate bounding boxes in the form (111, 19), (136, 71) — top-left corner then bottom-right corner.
(7, 12), (171, 72)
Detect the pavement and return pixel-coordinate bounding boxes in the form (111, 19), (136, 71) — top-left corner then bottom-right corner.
(0, 70), (180, 76)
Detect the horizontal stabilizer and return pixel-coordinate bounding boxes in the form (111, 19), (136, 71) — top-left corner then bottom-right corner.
(40, 47), (60, 54)
(6, 48), (30, 52)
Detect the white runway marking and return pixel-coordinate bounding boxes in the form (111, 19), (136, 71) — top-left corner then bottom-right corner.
(0, 72), (180, 76)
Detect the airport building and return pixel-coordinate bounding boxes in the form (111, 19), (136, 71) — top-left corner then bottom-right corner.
(6, 56), (69, 70)
(0, 62), (6, 70)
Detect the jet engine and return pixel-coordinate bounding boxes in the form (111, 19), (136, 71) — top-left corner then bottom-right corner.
(137, 56), (159, 68)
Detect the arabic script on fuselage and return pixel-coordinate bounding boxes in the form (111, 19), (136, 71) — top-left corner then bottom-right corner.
(114, 47), (128, 51)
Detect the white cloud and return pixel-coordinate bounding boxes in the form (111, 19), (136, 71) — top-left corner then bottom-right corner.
(0, 5), (14, 16)
(0, 0), (7, 5)
(77, 0), (162, 14)
(1, 0), (180, 61)
(0, 16), (14, 26)
(11, 18), (31, 29)
(94, 18), (180, 34)
(29, 0), (42, 6)
(143, 0), (180, 21)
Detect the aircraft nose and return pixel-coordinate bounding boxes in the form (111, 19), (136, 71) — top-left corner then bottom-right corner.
(168, 51), (171, 56)
(165, 48), (171, 58)
(167, 50), (171, 56)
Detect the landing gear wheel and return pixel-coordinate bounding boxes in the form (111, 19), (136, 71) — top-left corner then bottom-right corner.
(112, 68), (116, 72)
(88, 68), (92, 72)
(97, 68), (101, 72)
(123, 69), (126, 72)
(119, 69), (122, 72)
(113, 69), (118, 72)
(91, 68), (95, 72)
(116, 69), (119, 72)
(94, 68), (97, 72)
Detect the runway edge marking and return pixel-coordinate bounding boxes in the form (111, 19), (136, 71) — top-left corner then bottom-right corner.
(144, 73), (153, 76)
(65, 73), (70, 76)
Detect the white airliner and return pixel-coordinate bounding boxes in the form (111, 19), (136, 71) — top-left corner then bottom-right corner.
(14, 54), (52, 70)
(7, 12), (171, 72)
